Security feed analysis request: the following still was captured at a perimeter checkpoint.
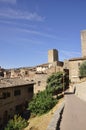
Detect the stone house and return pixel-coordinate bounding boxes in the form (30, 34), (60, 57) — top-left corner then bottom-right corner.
(36, 63), (49, 73)
(69, 57), (86, 83)
(0, 78), (34, 128)
(64, 30), (86, 83)
(34, 62), (64, 94)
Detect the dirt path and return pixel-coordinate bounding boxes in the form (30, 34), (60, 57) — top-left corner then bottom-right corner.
(60, 94), (86, 130)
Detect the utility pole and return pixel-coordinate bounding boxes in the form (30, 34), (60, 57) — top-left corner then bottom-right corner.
(63, 72), (65, 96)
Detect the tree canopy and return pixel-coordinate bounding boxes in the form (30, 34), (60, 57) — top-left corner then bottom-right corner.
(46, 71), (69, 93)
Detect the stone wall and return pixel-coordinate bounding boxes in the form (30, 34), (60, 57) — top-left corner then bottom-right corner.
(69, 59), (86, 83)
(34, 73), (49, 93)
(64, 60), (69, 69)
(75, 81), (86, 102)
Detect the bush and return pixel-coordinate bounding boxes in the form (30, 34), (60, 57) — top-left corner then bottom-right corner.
(47, 71), (69, 93)
(29, 90), (57, 115)
(79, 61), (86, 77)
(5, 115), (28, 130)
(47, 72), (63, 88)
(28, 72), (67, 115)
(46, 72), (64, 94)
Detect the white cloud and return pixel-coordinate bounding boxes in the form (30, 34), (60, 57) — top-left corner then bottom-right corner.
(0, 0), (16, 4)
(16, 27), (57, 39)
(0, 8), (45, 22)
(0, 19), (37, 29)
(61, 50), (81, 55)
(0, 18), (57, 40)
(60, 50), (81, 60)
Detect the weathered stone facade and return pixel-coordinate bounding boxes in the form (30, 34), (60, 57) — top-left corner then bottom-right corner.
(34, 65), (63, 93)
(68, 58), (86, 82)
(48, 49), (58, 63)
(66, 30), (86, 83)
(81, 30), (86, 57)
(0, 78), (34, 128)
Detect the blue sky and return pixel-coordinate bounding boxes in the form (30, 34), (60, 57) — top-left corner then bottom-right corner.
(0, 0), (86, 69)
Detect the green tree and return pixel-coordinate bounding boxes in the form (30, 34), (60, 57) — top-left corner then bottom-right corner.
(28, 72), (68, 115)
(5, 115), (28, 130)
(46, 72), (64, 93)
(79, 61), (86, 77)
(47, 72), (63, 87)
(46, 71), (69, 94)
(29, 90), (57, 115)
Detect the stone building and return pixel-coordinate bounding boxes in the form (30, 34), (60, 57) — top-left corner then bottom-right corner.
(33, 49), (63, 93)
(68, 57), (86, 83)
(1, 49), (63, 94)
(0, 67), (4, 77)
(64, 30), (86, 83)
(34, 66), (64, 93)
(36, 63), (49, 73)
(48, 49), (59, 63)
(0, 78), (34, 128)
(47, 49), (63, 71)
(81, 30), (86, 57)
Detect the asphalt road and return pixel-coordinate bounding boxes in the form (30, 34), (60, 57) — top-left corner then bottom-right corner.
(60, 94), (86, 130)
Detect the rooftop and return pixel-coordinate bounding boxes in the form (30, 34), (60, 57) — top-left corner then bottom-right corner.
(69, 57), (86, 61)
(0, 78), (34, 89)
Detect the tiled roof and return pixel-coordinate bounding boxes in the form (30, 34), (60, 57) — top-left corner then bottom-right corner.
(69, 57), (86, 61)
(36, 63), (49, 67)
(0, 78), (34, 88)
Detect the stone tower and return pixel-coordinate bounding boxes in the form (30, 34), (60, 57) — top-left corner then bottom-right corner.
(81, 30), (86, 57)
(48, 49), (58, 63)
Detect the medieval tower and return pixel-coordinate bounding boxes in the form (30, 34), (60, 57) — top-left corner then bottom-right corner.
(81, 30), (86, 57)
(48, 49), (58, 63)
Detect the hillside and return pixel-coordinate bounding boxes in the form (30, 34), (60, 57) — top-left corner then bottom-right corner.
(24, 98), (64, 130)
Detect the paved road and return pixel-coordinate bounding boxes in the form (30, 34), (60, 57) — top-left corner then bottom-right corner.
(60, 94), (86, 130)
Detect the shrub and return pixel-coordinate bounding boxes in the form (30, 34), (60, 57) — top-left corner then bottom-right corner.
(4, 115), (28, 130)
(47, 72), (63, 88)
(46, 72), (64, 94)
(47, 71), (69, 93)
(29, 90), (57, 115)
(28, 72), (67, 115)
(79, 61), (86, 77)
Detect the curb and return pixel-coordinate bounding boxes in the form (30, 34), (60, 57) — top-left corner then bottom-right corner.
(46, 101), (65, 130)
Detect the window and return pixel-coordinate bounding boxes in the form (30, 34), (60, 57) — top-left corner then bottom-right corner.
(25, 71), (28, 75)
(14, 89), (21, 96)
(78, 62), (80, 67)
(7, 92), (10, 97)
(28, 86), (33, 92)
(0, 92), (11, 99)
(38, 81), (41, 86)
